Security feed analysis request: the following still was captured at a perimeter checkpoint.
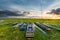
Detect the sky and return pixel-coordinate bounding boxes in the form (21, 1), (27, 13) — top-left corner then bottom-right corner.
(0, 0), (60, 18)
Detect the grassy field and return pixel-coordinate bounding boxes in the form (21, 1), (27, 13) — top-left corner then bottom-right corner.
(0, 18), (60, 40)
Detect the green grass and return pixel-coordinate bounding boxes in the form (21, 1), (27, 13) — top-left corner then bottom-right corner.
(0, 18), (60, 40)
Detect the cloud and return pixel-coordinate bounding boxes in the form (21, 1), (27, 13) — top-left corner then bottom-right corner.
(40, 0), (48, 3)
(9, 5), (24, 11)
(9, 4), (40, 10)
(47, 8), (60, 15)
(0, 9), (25, 16)
(0, 0), (60, 18)
(8, 4), (41, 15)
(44, 0), (60, 13)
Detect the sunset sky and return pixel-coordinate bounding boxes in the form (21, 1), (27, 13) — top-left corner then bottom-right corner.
(0, 0), (60, 19)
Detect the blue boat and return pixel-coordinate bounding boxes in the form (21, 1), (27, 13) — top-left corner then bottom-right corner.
(20, 22), (27, 31)
(26, 23), (34, 38)
(27, 23), (34, 33)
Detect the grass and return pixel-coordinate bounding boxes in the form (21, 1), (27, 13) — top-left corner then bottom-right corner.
(0, 18), (60, 40)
